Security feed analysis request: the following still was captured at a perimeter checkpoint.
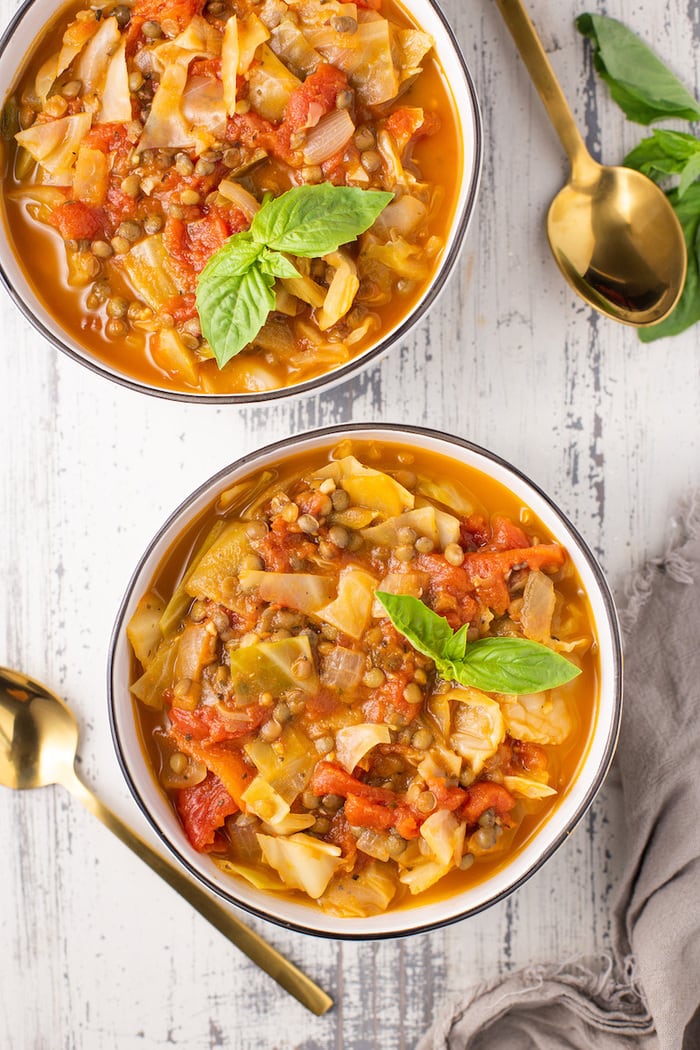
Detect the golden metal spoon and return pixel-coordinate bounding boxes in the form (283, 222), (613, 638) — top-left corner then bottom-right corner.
(0, 666), (332, 1016)
(495, 0), (687, 325)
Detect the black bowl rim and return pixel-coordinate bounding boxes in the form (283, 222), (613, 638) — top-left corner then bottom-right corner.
(0, 0), (482, 404)
(107, 422), (624, 940)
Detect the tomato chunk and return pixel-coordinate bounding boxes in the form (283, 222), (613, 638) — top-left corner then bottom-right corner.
(48, 201), (104, 241)
(176, 772), (238, 851)
(461, 781), (515, 826)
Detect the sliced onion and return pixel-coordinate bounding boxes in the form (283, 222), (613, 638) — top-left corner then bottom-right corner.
(218, 178), (261, 220)
(302, 108), (355, 165)
(321, 645), (365, 690)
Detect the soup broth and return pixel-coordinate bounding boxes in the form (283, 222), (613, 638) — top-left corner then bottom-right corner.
(127, 439), (599, 917)
(1, 0), (462, 394)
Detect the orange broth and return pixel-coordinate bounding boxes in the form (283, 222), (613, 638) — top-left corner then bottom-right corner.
(127, 439), (599, 916)
(1, 0), (463, 394)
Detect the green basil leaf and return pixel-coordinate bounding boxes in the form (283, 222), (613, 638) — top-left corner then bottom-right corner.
(624, 130), (700, 198)
(638, 183), (700, 342)
(196, 262), (275, 368)
(259, 248), (300, 279)
(251, 183), (393, 257)
(198, 231), (262, 281)
(374, 592), (453, 662)
(576, 14), (700, 125)
(448, 637), (581, 694)
(441, 622), (469, 662)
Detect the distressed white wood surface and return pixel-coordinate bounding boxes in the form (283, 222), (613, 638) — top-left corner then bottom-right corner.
(2, 0), (700, 1047)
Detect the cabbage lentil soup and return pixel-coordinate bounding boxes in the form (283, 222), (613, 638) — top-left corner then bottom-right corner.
(1, 0), (462, 395)
(127, 440), (599, 916)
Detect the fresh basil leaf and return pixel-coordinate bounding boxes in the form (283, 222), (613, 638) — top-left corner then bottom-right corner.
(251, 183), (393, 257)
(576, 14), (700, 125)
(441, 622), (469, 663)
(374, 592), (453, 662)
(196, 262), (275, 368)
(638, 183), (700, 341)
(198, 231), (262, 282)
(258, 248), (300, 279)
(448, 637), (581, 694)
(624, 130), (700, 198)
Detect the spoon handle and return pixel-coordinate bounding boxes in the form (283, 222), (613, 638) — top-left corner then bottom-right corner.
(62, 766), (333, 1016)
(494, 0), (593, 175)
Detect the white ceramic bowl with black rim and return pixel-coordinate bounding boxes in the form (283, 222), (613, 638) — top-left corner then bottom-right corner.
(108, 423), (623, 939)
(0, 0), (481, 403)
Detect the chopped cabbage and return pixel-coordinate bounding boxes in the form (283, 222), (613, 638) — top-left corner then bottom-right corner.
(118, 234), (180, 311)
(238, 569), (335, 613)
(314, 455), (414, 518)
(306, 19), (398, 106)
(99, 37), (131, 123)
(158, 520), (227, 636)
(15, 112), (91, 181)
(127, 591), (166, 668)
(245, 723), (317, 801)
(415, 476), (481, 517)
(74, 15), (121, 97)
(501, 692), (574, 746)
(213, 857), (285, 891)
(503, 775), (557, 800)
(319, 860), (396, 917)
(149, 16), (222, 75)
(398, 855), (451, 895)
(257, 832), (342, 898)
(185, 521), (253, 603)
(229, 636), (319, 698)
(314, 566), (377, 639)
(248, 44), (300, 122)
(448, 688), (505, 774)
(362, 505), (459, 550)
(420, 809), (465, 867)
(242, 776), (290, 823)
(72, 145), (110, 207)
(130, 635), (179, 708)
(260, 812), (315, 835)
(335, 723), (390, 773)
(269, 18), (321, 78)
(237, 11), (271, 73)
(174, 621), (217, 683)
(221, 15), (239, 115)
(317, 250), (359, 331)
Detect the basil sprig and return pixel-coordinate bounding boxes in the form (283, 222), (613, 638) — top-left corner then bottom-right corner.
(576, 14), (700, 125)
(577, 14), (700, 342)
(196, 184), (393, 368)
(375, 591), (581, 695)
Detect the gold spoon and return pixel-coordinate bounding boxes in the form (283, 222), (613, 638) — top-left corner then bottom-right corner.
(495, 0), (687, 325)
(0, 666), (332, 1016)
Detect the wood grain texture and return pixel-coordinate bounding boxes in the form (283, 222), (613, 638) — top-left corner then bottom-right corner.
(1, 0), (699, 1047)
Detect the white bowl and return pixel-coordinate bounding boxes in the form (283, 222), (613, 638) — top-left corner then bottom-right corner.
(0, 0), (481, 403)
(108, 424), (623, 938)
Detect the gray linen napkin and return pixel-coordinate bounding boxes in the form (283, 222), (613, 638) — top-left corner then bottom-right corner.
(418, 498), (700, 1050)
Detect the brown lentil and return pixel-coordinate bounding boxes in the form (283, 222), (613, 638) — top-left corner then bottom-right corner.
(106, 296), (129, 319)
(169, 751), (188, 774)
(92, 240), (113, 260)
(403, 682), (423, 705)
(415, 536), (435, 554)
(297, 513), (319, 535)
(362, 667), (385, 689)
(260, 718), (282, 742)
(444, 542), (466, 567)
(328, 524), (349, 548)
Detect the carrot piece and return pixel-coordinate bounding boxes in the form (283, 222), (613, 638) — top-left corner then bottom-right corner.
(463, 543), (566, 581)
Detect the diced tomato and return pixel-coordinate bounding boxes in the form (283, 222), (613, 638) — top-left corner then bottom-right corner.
(103, 182), (139, 229)
(511, 738), (548, 776)
(464, 543), (566, 581)
(226, 111), (282, 157)
(310, 761), (394, 803)
(282, 64), (349, 137)
(385, 107), (439, 149)
(425, 777), (467, 813)
(490, 514), (530, 551)
(163, 208), (232, 288)
(169, 703), (267, 743)
(176, 772), (238, 851)
(304, 686), (342, 721)
(163, 293), (198, 325)
(460, 514), (490, 550)
(126, 0), (203, 50)
(83, 122), (133, 160)
(353, 0), (382, 9)
(362, 669), (420, 724)
(255, 522), (316, 572)
(190, 57), (222, 79)
(48, 200), (104, 241)
(344, 793), (394, 830)
(327, 810), (358, 864)
(460, 781), (515, 826)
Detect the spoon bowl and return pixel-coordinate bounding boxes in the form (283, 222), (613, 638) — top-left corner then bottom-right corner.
(0, 666), (332, 1015)
(496, 0), (687, 326)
